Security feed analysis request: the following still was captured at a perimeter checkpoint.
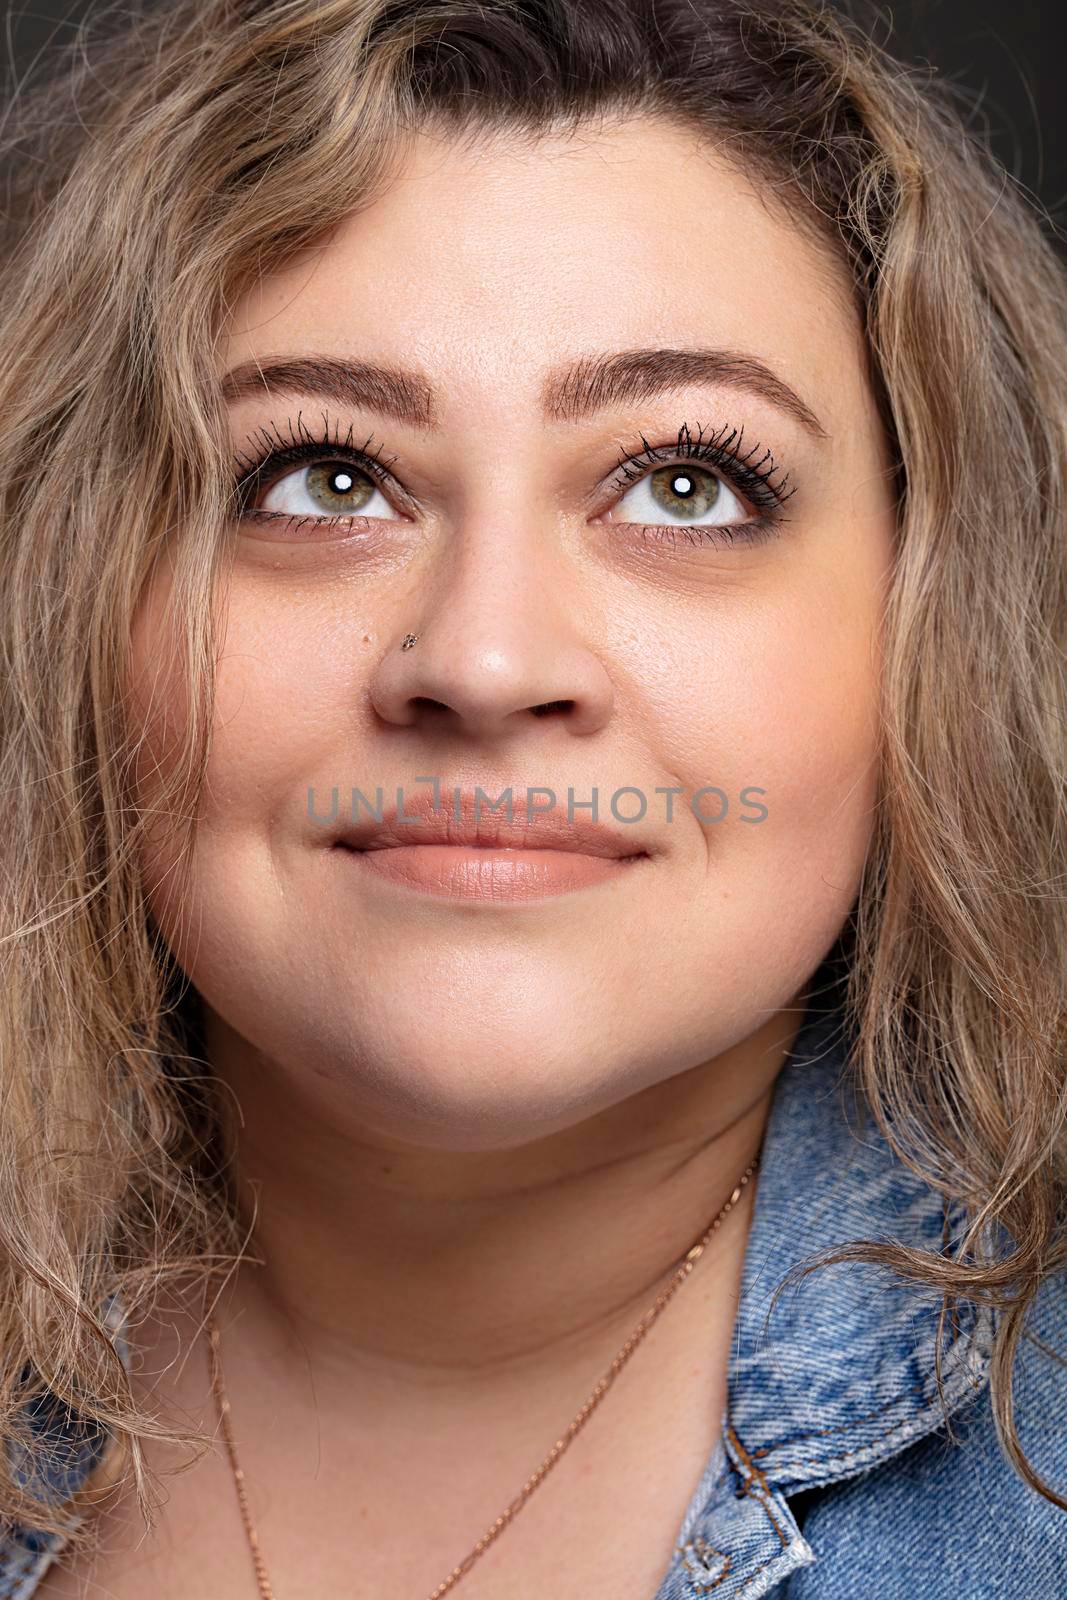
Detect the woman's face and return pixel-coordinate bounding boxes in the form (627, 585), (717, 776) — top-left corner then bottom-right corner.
(130, 118), (895, 1150)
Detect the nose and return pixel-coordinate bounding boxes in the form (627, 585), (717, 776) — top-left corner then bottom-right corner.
(367, 544), (615, 742)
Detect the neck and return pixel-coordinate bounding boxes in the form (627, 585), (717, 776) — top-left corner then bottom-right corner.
(199, 1005), (803, 1390)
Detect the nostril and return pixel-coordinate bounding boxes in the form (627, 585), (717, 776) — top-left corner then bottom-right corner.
(530, 699), (573, 717)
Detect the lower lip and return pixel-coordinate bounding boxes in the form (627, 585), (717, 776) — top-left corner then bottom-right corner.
(334, 844), (647, 900)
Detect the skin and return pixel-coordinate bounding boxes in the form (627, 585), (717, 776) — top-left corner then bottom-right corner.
(46, 119), (895, 1597)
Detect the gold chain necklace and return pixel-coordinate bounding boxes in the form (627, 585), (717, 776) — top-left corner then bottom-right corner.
(207, 1150), (760, 1600)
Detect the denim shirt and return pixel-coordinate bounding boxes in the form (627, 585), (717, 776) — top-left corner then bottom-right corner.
(3, 999), (1066, 1597)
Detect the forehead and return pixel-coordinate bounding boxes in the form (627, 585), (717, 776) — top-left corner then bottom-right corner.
(222, 117), (866, 434)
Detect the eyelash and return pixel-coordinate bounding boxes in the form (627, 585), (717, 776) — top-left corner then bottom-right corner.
(230, 412), (797, 547)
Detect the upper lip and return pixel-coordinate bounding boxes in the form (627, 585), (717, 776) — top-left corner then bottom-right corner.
(331, 786), (651, 859)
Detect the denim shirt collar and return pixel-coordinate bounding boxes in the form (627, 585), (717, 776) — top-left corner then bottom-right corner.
(661, 998), (994, 1599)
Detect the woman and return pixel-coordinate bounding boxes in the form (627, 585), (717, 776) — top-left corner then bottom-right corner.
(0, 0), (1063, 1594)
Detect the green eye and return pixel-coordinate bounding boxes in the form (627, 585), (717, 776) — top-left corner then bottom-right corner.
(646, 465), (723, 519)
(614, 458), (746, 530)
(278, 461), (379, 516)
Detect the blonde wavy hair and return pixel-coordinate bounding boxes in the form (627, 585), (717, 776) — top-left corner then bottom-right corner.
(1, 0), (1065, 1561)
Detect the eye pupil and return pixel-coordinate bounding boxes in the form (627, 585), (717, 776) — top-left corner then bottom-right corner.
(332, 470), (354, 492)
(673, 474), (694, 497)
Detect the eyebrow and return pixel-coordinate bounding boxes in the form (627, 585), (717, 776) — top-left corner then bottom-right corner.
(220, 347), (828, 440)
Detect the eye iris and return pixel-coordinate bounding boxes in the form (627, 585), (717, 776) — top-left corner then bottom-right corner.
(304, 461), (375, 513)
(649, 464), (721, 518)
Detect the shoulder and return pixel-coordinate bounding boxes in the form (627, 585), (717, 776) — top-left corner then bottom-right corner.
(1, 1292), (132, 1597)
(0, 1526), (67, 1599)
(0, 1437), (127, 1598)
(783, 1267), (1067, 1599)
(0, 1433), (128, 1599)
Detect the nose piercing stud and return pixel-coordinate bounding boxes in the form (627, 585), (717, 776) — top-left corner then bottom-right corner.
(401, 633), (419, 651)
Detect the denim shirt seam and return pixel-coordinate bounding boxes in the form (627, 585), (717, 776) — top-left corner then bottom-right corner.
(738, 1299), (994, 1491)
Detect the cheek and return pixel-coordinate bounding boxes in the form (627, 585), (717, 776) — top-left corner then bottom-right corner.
(125, 581), (308, 920)
(128, 582), (382, 971)
(745, 607), (881, 848)
(659, 555), (884, 936)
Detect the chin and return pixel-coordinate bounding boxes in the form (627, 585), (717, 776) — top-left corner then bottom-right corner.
(297, 1010), (626, 1153)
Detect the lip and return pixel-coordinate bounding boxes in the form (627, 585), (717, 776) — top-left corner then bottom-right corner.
(330, 786), (652, 858)
(327, 785), (653, 901)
